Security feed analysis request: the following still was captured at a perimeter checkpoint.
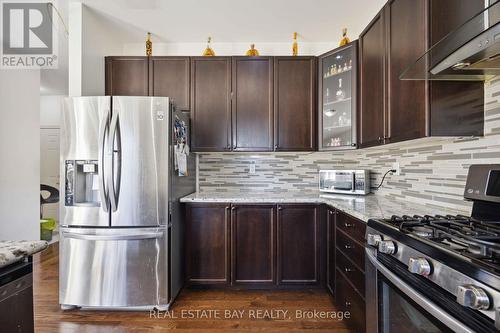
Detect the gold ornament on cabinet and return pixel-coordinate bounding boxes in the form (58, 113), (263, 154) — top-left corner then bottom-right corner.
(203, 37), (216, 56)
(246, 44), (259, 56)
(146, 32), (152, 56)
(339, 28), (350, 46)
(292, 32), (298, 56)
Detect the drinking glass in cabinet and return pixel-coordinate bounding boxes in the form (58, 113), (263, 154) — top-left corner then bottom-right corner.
(319, 41), (357, 150)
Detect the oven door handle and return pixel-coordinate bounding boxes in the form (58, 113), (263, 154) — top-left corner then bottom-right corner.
(365, 248), (475, 333)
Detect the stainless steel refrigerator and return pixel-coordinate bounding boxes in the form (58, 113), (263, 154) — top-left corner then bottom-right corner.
(59, 96), (195, 310)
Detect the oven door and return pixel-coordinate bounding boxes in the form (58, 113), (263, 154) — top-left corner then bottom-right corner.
(365, 248), (489, 333)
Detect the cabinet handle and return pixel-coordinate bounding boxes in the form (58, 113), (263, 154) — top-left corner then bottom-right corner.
(274, 144), (278, 150)
(344, 244), (353, 250)
(378, 136), (383, 143)
(231, 206), (236, 211)
(225, 206), (230, 210)
(329, 210), (333, 215)
(345, 301), (352, 307)
(344, 223), (354, 228)
(344, 267), (355, 273)
(278, 206), (282, 211)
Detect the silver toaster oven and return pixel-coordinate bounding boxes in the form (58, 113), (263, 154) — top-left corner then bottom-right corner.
(319, 170), (370, 195)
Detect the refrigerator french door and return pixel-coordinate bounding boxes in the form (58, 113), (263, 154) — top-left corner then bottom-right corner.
(59, 96), (187, 310)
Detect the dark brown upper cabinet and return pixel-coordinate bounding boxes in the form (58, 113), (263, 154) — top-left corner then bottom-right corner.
(232, 57), (274, 152)
(359, 11), (386, 148)
(428, 0), (485, 137)
(386, 0), (427, 144)
(318, 41), (359, 151)
(190, 56), (316, 153)
(277, 204), (321, 285)
(106, 56), (318, 152)
(231, 204), (275, 285)
(274, 57), (317, 151)
(190, 57), (232, 152)
(359, 0), (484, 148)
(149, 57), (190, 110)
(105, 57), (149, 96)
(105, 56), (191, 111)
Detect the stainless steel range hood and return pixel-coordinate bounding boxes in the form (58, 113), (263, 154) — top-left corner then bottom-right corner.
(400, 1), (500, 81)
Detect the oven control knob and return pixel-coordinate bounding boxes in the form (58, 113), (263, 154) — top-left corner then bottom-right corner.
(457, 285), (490, 310)
(408, 257), (432, 276)
(378, 240), (397, 255)
(367, 234), (383, 247)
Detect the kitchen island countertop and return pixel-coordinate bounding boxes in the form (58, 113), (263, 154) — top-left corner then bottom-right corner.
(0, 240), (48, 269)
(180, 192), (469, 223)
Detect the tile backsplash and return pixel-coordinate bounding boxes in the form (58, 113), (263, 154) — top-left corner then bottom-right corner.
(197, 78), (500, 211)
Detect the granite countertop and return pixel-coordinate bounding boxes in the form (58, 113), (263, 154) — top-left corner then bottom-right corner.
(180, 192), (469, 222)
(0, 241), (48, 269)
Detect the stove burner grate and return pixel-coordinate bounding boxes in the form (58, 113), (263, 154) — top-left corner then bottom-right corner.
(382, 214), (500, 273)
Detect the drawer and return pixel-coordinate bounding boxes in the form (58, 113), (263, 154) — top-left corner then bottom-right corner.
(336, 229), (365, 269)
(336, 211), (366, 244)
(336, 249), (365, 295)
(335, 268), (366, 333)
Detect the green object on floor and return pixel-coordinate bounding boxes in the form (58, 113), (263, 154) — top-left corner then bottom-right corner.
(40, 218), (57, 241)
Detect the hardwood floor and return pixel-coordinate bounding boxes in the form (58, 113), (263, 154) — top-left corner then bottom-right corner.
(33, 244), (354, 332)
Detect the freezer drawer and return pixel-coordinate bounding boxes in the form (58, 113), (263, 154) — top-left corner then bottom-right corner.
(59, 227), (169, 308)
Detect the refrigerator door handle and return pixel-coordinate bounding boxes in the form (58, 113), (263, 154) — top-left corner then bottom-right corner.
(98, 109), (110, 212)
(109, 111), (122, 212)
(61, 230), (164, 241)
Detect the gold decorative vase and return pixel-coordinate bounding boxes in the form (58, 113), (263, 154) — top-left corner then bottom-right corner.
(146, 32), (152, 56)
(339, 28), (350, 46)
(203, 37), (216, 56)
(246, 44), (259, 56)
(292, 32), (298, 56)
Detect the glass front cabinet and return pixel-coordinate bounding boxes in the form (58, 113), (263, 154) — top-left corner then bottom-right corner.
(318, 41), (358, 150)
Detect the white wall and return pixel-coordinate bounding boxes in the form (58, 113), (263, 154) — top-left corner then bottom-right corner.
(122, 41), (337, 57)
(69, 4), (144, 96)
(40, 0), (69, 96)
(68, 2), (82, 96)
(40, 95), (63, 127)
(81, 6), (134, 95)
(72, 4), (358, 95)
(0, 70), (41, 240)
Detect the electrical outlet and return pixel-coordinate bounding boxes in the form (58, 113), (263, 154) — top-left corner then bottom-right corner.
(249, 161), (256, 174)
(392, 162), (401, 176)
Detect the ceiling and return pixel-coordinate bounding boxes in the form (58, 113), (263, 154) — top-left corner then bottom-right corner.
(80, 0), (386, 43)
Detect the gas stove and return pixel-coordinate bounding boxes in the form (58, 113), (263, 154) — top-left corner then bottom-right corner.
(366, 165), (500, 332)
(376, 214), (500, 276)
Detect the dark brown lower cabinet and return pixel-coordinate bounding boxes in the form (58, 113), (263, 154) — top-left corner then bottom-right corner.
(335, 211), (366, 333)
(336, 268), (366, 333)
(277, 204), (321, 285)
(185, 203), (323, 288)
(185, 202), (368, 331)
(326, 207), (336, 295)
(231, 205), (275, 285)
(186, 204), (230, 284)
